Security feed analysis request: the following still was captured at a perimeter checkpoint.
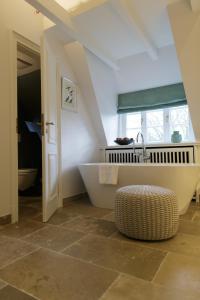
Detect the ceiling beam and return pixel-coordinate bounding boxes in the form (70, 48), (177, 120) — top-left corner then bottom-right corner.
(25, 0), (119, 70)
(109, 0), (158, 60)
(190, 0), (200, 12)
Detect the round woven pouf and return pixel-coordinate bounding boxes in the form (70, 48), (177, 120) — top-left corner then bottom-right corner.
(115, 185), (179, 241)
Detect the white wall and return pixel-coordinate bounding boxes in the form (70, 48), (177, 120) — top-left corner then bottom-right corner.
(65, 42), (107, 146)
(65, 42), (118, 146)
(168, 0), (200, 141)
(45, 30), (99, 198)
(115, 45), (182, 93)
(86, 51), (118, 145)
(0, 0), (43, 217)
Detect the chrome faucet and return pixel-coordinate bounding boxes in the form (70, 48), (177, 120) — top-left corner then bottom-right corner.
(136, 132), (144, 146)
(136, 132), (150, 163)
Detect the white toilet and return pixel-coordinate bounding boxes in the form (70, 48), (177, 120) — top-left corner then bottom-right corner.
(18, 169), (37, 191)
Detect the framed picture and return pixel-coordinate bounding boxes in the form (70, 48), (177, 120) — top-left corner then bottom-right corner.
(61, 77), (77, 112)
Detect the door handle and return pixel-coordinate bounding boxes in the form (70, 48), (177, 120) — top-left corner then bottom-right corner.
(46, 122), (55, 126)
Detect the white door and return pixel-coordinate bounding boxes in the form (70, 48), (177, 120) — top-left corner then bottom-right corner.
(41, 36), (59, 222)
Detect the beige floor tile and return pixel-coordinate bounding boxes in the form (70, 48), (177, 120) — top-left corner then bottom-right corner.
(19, 197), (42, 208)
(110, 230), (135, 242)
(23, 226), (85, 251)
(0, 198), (198, 299)
(19, 205), (41, 220)
(64, 200), (112, 218)
(0, 220), (46, 238)
(101, 275), (200, 300)
(0, 248), (117, 300)
(102, 212), (115, 222)
(0, 236), (37, 268)
(0, 279), (7, 289)
(154, 252), (200, 293)
(111, 230), (200, 258)
(62, 215), (117, 237)
(0, 285), (36, 299)
(34, 207), (81, 225)
(32, 214), (42, 223)
(192, 210), (200, 224)
(178, 219), (200, 236)
(48, 208), (81, 225)
(64, 234), (166, 281)
(112, 221), (200, 256)
(19, 197), (42, 219)
(180, 205), (196, 221)
(133, 233), (200, 258)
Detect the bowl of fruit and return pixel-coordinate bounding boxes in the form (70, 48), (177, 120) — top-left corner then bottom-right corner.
(114, 137), (134, 145)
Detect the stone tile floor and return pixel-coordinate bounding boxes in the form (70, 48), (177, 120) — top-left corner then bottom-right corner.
(0, 196), (200, 299)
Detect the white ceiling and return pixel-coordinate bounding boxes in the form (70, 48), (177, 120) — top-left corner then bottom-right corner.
(132, 0), (174, 48)
(54, 0), (179, 60)
(74, 3), (146, 60)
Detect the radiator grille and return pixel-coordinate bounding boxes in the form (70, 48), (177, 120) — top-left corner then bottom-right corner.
(105, 147), (194, 164)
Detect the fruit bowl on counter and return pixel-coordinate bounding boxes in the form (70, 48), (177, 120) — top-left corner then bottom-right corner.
(114, 137), (134, 145)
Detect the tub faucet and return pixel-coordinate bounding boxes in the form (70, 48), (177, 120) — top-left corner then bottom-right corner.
(136, 132), (150, 163)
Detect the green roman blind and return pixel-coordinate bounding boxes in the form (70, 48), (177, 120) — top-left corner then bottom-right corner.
(117, 83), (187, 114)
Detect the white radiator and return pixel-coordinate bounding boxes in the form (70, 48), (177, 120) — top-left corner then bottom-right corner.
(105, 146), (195, 164)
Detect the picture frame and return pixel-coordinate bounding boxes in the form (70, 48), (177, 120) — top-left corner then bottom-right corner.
(61, 77), (77, 112)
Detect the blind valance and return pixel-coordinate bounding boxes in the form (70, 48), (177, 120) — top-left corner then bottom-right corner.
(117, 83), (187, 114)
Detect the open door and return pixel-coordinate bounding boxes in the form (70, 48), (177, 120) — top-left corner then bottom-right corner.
(41, 36), (59, 222)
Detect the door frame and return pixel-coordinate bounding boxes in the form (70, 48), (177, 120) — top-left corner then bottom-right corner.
(10, 31), (62, 223)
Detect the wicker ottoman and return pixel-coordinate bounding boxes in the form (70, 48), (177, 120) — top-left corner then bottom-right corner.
(115, 185), (179, 241)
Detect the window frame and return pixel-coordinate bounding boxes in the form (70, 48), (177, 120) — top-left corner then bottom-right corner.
(119, 105), (194, 144)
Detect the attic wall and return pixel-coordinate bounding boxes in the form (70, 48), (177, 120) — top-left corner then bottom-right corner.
(115, 45), (182, 93)
(65, 42), (108, 145)
(168, 0), (200, 141)
(44, 32), (100, 199)
(85, 50), (118, 145)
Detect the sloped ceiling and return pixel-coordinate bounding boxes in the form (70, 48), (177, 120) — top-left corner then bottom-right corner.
(47, 0), (183, 94)
(73, 0), (174, 60)
(54, 0), (178, 60)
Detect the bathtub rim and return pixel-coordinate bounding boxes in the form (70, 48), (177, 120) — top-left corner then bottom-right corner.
(79, 163), (200, 167)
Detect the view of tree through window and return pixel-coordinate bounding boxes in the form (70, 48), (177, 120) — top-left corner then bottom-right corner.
(170, 106), (190, 141)
(126, 112), (141, 140)
(120, 105), (194, 143)
(146, 110), (164, 143)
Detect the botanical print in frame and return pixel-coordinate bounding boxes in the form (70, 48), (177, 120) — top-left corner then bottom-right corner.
(62, 77), (77, 112)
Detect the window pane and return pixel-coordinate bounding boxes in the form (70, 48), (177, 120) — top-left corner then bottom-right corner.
(147, 127), (164, 143)
(146, 110), (163, 126)
(170, 106), (188, 125)
(146, 110), (164, 143)
(126, 113), (141, 129)
(126, 128), (141, 140)
(169, 106), (190, 141)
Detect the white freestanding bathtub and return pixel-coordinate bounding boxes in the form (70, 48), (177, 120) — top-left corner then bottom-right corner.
(79, 163), (200, 215)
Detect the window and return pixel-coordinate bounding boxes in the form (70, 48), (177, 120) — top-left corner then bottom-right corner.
(126, 112), (141, 140)
(146, 110), (164, 143)
(119, 105), (194, 144)
(169, 106), (191, 141)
